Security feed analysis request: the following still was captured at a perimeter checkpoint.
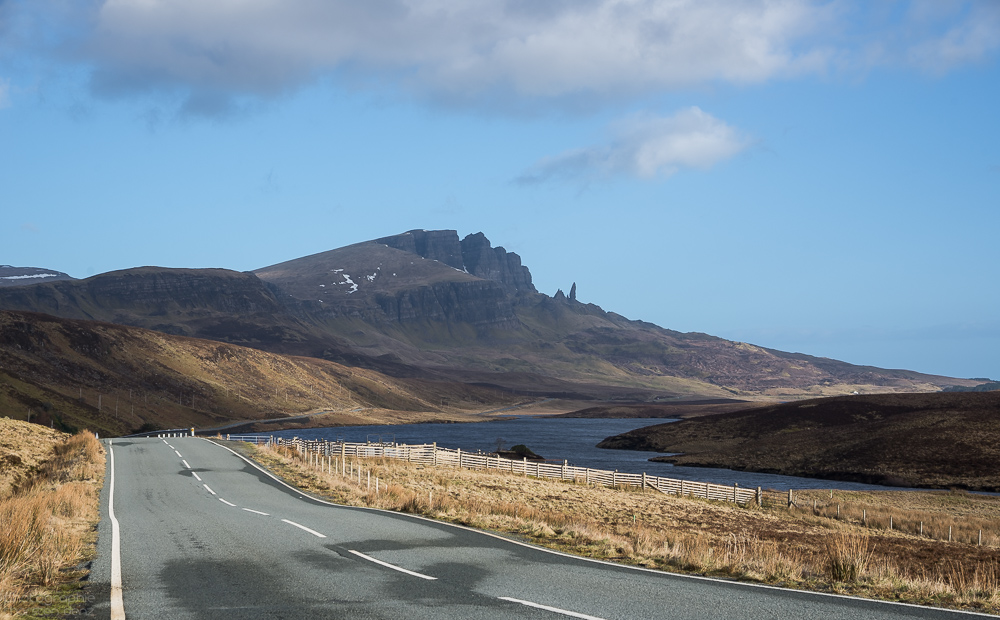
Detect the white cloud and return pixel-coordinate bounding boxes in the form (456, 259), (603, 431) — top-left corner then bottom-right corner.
(77, 0), (830, 111)
(517, 107), (751, 183)
(4, 1), (998, 115)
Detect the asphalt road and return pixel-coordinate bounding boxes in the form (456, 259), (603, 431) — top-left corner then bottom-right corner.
(85, 437), (992, 619)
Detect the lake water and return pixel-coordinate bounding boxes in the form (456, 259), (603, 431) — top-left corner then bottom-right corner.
(267, 417), (895, 492)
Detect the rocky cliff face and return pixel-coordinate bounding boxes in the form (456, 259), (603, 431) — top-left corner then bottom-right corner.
(255, 237), (521, 333)
(0, 267), (327, 351)
(460, 232), (536, 295)
(374, 229), (536, 295)
(371, 280), (519, 329)
(376, 230), (466, 270)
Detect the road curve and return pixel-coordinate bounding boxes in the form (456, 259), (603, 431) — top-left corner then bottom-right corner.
(85, 437), (991, 619)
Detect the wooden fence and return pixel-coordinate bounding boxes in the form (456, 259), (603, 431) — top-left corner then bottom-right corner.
(222, 434), (761, 506)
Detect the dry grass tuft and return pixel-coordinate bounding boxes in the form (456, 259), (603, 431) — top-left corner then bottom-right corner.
(0, 428), (104, 617)
(826, 532), (874, 582)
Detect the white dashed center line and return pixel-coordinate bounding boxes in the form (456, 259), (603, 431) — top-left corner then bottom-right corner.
(182, 460), (190, 469)
(242, 508), (269, 516)
(281, 519), (326, 538)
(219, 498), (236, 507)
(174, 450), (182, 458)
(498, 597), (606, 620)
(348, 550), (436, 580)
(192, 472), (202, 481)
(203, 484), (216, 495)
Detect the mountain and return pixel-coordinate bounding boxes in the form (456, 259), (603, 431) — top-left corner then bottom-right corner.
(0, 265), (75, 287)
(0, 230), (983, 400)
(0, 310), (510, 436)
(596, 391), (1000, 490)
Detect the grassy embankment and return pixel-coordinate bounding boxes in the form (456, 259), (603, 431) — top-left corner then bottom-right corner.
(238, 440), (1000, 614)
(0, 418), (104, 619)
(598, 391), (1000, 491)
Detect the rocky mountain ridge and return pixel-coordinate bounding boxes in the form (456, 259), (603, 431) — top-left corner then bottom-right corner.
(0, 230), (984, 399)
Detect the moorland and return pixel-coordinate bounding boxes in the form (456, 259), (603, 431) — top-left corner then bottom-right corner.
(598, 392), (1000, 490)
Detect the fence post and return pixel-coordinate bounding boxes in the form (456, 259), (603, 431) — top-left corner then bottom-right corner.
(458, 448), (462, 469)
(563, 460), (568, 480)
(788, 489), (793, 507)
(734, 483), (738, 503)
(586, 469), (590, 485)
(612, 471), (617, 487)
(523, 457), (527, 476)
(757, 487), (762, 507)
(642, 472), (647, 490)
(433, 442), (437, 466)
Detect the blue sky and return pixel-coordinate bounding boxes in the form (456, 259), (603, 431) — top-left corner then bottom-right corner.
(1, 0), (998, 380)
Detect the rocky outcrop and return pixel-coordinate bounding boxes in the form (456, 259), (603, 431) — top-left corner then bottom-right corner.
(376, 230), (466, 270)
(373, 230), (537, 295)
(371, 280), (519, 330)
(460, 233), (536, 295)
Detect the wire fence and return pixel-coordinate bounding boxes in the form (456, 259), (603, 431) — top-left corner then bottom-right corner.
(220, 434), (761, 506)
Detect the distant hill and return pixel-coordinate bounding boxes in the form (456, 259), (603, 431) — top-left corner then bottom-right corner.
(0, 310), (509, 436)
(0, 230), (984, 400)
(597, 392), (1000, 490)
(0, 265), (74, 287)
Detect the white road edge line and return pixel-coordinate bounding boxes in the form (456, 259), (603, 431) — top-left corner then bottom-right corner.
(203, 484), (216, 495)
(203, 438), (995, 619)
(107, 440), (125, 620)
(348, 550), (436, 580)
(498, 597), (605, 620)
(182, 460), (190, 469)
(281, 519), (327, 538)
(242, 508), (269, 516)
(219, 498), (236, 507)
(191, 472), (202, 481)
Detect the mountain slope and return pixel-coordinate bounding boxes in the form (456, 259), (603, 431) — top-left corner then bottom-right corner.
(0, 311), (509, 436)
(0, 230), (982, 399)
(597, 392), (1000, 490)
(0, 265), (75, 287)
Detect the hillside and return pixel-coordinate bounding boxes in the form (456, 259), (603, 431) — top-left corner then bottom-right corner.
(597, 392), (1000, 490)
(0, 311), (512, 436)
(0, 265), (75, 287)
(0, 230), (984, 399)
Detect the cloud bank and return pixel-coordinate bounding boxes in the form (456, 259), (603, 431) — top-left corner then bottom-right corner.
(3, 1), (998, 116)
(517, 108), (751, 183)
(82, 0), (826, 106)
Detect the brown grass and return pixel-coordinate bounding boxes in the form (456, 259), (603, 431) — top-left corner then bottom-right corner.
(0, 422), (105, 619)
(241, 441), (1000, 613)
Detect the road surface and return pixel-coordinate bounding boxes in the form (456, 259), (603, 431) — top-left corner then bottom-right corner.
(85, 437), (992, 619)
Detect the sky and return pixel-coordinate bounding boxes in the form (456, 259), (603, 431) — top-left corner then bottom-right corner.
(1, 0), (998, 381)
